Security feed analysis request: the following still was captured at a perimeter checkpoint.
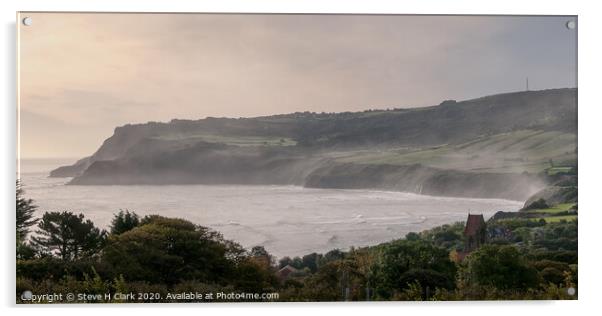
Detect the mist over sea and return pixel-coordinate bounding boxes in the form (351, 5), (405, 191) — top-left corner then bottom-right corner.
(19, 159), (523, 258)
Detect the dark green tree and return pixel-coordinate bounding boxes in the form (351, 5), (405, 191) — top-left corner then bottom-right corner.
(31, 211), (106, 261)
(405, 232), (421, 241)
(300, 258), (365, 301)
(302, 252), (320, 273)
(464, 244), (540, 290)
(320, 249), (345, 266)
(372, 240), (456, 298)
(109, 210), (140, 235)
(250, 245), (269, 257)
(16, 180), (39, 241)
(102, 216), (242, 284)
(291, 256), (303, 269)
(234, 257), (279, 292)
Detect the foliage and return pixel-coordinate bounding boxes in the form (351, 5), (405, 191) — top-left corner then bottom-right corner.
(109, 210), (140, 235)
(372, 240), (456, 298)
(232, 257), (278, 292)
(17, 181), (39, 239)
(16, 188), (578, 302)
(31, 212), (106, 261)
(419, 222), (465, 250)
(16, 181), (39, 259)
(463, 244), (540, 290)
(102, 216), (238, 285)
(302, 253), (320, 273)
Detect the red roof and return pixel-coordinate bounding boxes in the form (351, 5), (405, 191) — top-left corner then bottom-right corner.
(277, 265), (299, 279)
(464, 214), (485, 236)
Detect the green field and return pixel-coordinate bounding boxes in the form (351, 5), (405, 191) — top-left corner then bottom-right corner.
(541, 215), (577, 223)
(528, 203), (576, 214)
(336, 129), (576, 174)
(547, 167), (574, 176)
(522, 202), (577, 223)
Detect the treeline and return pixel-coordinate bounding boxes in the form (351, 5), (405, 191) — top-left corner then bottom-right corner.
(273, 219), (577, 301)
(16, 182), (577, 302)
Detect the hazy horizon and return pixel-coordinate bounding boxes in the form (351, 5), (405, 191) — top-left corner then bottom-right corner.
(18, 13), (576, 159)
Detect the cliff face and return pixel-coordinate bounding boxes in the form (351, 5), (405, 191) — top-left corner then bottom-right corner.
(49, 156), (91, 177)
(65, 156), (545, 200)
(49, 124), (160, 177)
(51, 88), (576, 201)
(68, 143), (328, 186)
(304, 163), (545, 201)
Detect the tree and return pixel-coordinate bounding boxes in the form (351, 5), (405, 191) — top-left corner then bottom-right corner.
(249, 245), (273, 268)
(291, 256), (303, 269)
(464, 244), (540, 290)
(16, 181), (38, 241)
(405, 232), (421, 241)
(397, 269), (454, 299)
(16, 181), (39, 259)
(278, 256), (293, 269)
(302, 253), (321, 273)
(299, 259), (363, 301)
(31, 211), (106, 261)
(109, 210), (140, 235)
(372, 240), (456, 298)
(250, 245), (269, 257)
(320, 249), (345, 266)
(102, 216), (240, 284)
(233, 257), (278, 292)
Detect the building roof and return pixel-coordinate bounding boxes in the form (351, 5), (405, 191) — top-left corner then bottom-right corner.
(277, 265), (299, 279)
(464, 214), (486, 236)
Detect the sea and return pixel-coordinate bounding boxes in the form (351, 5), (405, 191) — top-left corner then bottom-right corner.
(18, 158), (523, 258)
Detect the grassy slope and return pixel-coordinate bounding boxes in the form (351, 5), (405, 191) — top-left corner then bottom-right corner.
(335, 129), (576, 174)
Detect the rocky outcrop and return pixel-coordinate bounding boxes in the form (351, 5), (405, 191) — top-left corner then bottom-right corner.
(49, 157), (91, 177)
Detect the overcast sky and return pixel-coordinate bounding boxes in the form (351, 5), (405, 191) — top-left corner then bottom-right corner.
(18, 13), (576, 159)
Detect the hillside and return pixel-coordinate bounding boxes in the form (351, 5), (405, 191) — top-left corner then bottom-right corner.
(51, 88), (577, 201)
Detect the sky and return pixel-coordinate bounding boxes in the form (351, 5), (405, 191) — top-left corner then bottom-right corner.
(18, 13), (576, 159)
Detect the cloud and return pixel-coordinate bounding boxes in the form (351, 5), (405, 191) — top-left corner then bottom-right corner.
(18, 13), (576, 158)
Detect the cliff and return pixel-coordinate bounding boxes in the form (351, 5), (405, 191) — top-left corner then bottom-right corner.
(51, 88), (577, 201)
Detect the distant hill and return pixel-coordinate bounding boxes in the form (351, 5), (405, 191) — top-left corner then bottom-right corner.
(52, 88), (577, 201)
